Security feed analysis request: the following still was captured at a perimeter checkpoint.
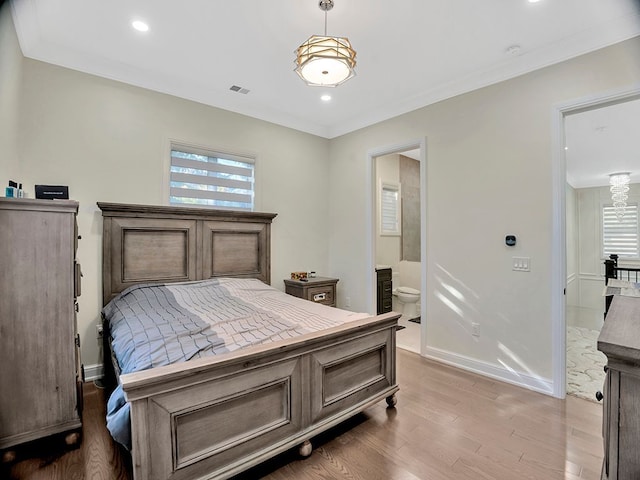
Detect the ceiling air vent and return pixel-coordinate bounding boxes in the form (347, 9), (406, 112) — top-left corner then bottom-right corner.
(229, 85), (250, 94)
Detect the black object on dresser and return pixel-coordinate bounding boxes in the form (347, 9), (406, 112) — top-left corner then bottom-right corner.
(376, 267), (393, 314)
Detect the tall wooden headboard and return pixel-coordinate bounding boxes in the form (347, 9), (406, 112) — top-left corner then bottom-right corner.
(98, 202), (277, 305)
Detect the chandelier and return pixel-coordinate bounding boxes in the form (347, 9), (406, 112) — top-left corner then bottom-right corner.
(294, 0), (357, 87)
(609, 172), (631, 220)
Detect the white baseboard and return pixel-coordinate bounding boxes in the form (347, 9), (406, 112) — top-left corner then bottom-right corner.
(422, 346), (554, 396)
(83, 363), (104, 382)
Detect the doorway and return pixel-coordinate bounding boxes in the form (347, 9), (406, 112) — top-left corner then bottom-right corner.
(367, 139), (427, 354)
(552, 86), (640, 398)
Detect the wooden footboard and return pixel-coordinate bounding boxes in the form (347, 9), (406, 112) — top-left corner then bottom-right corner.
(121, 312), (399, 480)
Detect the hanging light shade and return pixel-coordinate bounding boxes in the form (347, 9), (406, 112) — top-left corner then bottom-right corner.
(295, 0), (357, 87)
(609, 172), (631, 220)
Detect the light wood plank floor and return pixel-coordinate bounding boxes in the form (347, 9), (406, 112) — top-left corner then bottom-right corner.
(4, 349), (603, 480)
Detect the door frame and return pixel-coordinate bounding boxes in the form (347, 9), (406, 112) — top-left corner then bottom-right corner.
(366, 138), (428, 353)
(551, 83), (640, 398)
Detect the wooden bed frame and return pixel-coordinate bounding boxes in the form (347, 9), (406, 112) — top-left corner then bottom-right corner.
(98, 202), (399, 480)
(604, 254), (640, 315)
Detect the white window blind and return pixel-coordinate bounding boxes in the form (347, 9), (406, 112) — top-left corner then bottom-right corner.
(603, 204), (639, 258)
(170, 146), (254, 211)
(381, 183), (400, 235)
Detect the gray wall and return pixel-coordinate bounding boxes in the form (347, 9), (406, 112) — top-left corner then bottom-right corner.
(400, 155), (420, 262)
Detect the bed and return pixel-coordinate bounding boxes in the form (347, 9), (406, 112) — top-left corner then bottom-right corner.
(97, 202), (400, 480)
(604, 254), (640, 315)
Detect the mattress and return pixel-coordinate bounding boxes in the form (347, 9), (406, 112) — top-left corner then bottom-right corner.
(102, 277), (368, 448)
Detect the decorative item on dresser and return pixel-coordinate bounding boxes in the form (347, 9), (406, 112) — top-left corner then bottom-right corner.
(0, 198), (82, 458)
(97, 202), (399, 480)
(597, 295), (640, 479)
(283, 276), (339, 307)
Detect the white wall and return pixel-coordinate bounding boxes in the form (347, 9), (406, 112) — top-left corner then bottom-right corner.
(328, 37), (640, 392)
(0, 4), (22, 181)
(2, 6), (332, 369)
(566, 184), (579, 306)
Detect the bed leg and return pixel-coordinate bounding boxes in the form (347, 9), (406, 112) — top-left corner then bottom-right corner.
(298, 440), (313, 457)
(64, 431), (81, 446)
(2, 449), (16, 464)
(385, 394), (397, 408)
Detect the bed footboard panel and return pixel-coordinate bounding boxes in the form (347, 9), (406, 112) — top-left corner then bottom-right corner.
(310, 327), (396, 423)
(132, 358), (304, 480)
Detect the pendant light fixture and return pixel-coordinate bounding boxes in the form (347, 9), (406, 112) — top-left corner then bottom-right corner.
(294, 0), (357, 87)
(609, 172), (631, 220)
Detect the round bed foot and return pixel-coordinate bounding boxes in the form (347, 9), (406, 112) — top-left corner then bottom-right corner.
(298, 440), (312, 457)
(385, 394), (397, 408)
(2, 449), (17, 464)
(64, 431), (81, 446)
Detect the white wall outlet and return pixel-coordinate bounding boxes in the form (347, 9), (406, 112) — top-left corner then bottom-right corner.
(96, 323), (103, 339)
(512, 256), (531, 272)
(345, 296), (351, 308)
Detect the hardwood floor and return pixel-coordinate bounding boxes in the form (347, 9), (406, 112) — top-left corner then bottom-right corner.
(3, 349), (604, 479)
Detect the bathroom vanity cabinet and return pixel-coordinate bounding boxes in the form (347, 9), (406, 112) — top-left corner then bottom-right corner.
(598, 295), (640, 479)
(376, 267), (392, 314)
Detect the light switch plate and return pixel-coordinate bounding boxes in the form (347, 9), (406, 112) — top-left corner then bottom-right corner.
(512, 256), (531, 272)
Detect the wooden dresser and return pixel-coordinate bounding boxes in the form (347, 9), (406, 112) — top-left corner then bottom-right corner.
(598, 295), (640, 480)
(284, 276), (338, 307)
(0, 198), (82, 452)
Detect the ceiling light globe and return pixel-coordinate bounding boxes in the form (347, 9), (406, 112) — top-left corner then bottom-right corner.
(132, 20), (149, 32)
(298, 57), (352, 86)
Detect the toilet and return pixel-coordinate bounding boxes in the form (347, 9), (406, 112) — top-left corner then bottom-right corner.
(393, 286), (420, 319)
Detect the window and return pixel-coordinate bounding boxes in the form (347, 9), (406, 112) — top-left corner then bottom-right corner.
(380, 182), (401, 236)
(603, 203), (639, 258)
(169, 145), (254, 211)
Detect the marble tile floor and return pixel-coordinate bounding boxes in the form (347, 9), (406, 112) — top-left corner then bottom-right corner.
(566, 305), (606, 402)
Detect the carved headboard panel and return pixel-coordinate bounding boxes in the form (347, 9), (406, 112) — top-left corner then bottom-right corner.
(98, 203), (277, 305)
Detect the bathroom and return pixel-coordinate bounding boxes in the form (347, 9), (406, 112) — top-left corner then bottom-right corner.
(375, 152), (421, 352)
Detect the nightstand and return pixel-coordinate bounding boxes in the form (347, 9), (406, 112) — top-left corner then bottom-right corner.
(284, 276), (339, 307)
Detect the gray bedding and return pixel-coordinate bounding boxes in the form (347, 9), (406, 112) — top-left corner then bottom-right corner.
(102, 277), (367, 449)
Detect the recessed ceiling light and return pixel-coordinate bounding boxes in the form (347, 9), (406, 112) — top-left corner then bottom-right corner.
(132, 20), (149, 32)
(528, 0), (541, 3)
(321, 94), (332, 102)
(505, 45), (522, 56)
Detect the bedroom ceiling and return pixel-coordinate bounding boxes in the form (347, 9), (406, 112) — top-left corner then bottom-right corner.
(9, 0), (640, 140)
(565, 98), (640, 189)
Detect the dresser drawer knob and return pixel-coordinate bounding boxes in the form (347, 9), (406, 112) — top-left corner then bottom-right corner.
(596, 391), (604, 402)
